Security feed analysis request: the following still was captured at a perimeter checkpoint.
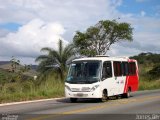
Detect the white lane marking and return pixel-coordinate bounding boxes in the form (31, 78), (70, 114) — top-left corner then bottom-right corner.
(0, 97), (65, 107)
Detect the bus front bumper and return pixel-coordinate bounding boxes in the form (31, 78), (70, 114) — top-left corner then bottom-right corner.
(65, 88), (102, 98)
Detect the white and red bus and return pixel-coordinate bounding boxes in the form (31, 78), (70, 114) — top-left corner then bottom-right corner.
(65, 56), (139, 102)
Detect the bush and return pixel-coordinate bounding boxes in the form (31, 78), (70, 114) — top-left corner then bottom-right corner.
(139, 80), (160, 90)
(148, 64), (160, 80)
(3, 83), (21, 94)
(0, 73), (64, 103)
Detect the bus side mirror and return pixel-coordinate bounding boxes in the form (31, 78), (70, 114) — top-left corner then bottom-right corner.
(101, 75), (106, 81)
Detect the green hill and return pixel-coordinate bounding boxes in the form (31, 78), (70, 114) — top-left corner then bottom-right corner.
(130, 52), (160, 90)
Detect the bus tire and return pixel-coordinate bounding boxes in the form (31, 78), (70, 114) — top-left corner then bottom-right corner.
(70, 98), (77, 103)
(123, 88), (131, 98)
(100, 89), (108, 102)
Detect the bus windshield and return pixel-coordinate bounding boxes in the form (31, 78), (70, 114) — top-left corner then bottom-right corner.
(66, 61), (101, 84)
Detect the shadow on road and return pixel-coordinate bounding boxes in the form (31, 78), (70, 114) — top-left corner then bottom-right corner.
(56, 98), (101, 103)
(56, 95), (132, 103)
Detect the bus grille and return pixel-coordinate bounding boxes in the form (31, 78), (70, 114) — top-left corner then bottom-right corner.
(71, 87), (90, 92)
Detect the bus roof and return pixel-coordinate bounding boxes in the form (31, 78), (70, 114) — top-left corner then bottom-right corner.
(72, 56), (136, 62)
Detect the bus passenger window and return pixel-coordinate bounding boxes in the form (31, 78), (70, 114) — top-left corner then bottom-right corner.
(114, 62), (122, 77)
(122, 62), (129, 76)
(102, 62), (112, 79)
(129, 62), (136, 75)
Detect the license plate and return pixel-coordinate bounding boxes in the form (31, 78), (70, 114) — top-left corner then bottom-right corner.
(77, 93), (83, 97)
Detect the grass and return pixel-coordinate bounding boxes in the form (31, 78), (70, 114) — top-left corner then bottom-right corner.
(0, 69), (15, 84)
(0, 74), (64, 103)
(138, 64), (160, 90)
(139, 79), (160, 90)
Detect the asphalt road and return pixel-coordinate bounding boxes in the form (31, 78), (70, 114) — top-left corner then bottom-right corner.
(0, 89), (160, 120)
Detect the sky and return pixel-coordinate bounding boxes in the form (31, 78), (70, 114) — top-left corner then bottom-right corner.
(0, 0), (160, 64)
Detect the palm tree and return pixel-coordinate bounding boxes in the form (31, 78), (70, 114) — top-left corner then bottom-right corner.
(10, 56), (20, 72)
(35, 39), (75, 81)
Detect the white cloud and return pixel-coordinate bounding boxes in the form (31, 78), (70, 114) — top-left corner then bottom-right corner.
(0, 0), (122, 26)
(0, 19), (67, 61)
(0, 0), (160, 64)
(108, 16), (160, 56)
(0, 29), (10, 37)
(0, 0), (124, 44)
(108, 43), (142, 57)
(0, 0), (123, 64)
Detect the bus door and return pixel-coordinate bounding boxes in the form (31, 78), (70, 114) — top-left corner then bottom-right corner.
(101, 61), (114, 96)
(113, 61), (125, 95)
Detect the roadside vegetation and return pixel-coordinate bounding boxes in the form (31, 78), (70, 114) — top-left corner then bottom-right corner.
(131, 53), (160, 90)
(0, 73), (64, 103)
(0, 20), (159, 103)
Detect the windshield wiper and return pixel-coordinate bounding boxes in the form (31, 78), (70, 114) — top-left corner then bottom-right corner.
(66, 80), (86, 84)
(76, 81), (87, 84)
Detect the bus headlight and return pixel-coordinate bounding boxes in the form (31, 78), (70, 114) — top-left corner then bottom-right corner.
(90, 85), (99, 92)
(65, 85), (71, 91)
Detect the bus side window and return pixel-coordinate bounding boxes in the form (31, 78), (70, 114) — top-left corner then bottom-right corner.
(114, 61), (122, 77)
(122, 62), (129, 76)
(102, 61), (112, 79)
(129, 62), (136, 75)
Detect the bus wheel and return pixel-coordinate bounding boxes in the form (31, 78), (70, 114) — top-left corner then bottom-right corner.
(101, 90), (108, 102)
(123, 88), (131, 98)
(70, 98), (77, 103)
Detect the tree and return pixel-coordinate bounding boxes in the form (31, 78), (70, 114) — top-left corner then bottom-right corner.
(73, 20), (133, 56)
(35, 39), (75, 81)
(10, 56), (20, 72)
